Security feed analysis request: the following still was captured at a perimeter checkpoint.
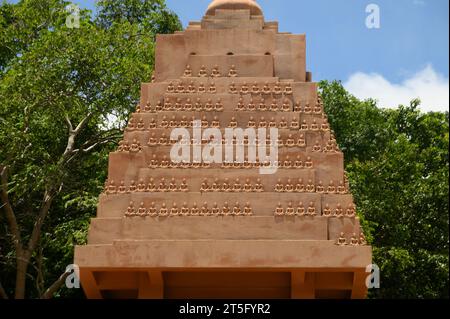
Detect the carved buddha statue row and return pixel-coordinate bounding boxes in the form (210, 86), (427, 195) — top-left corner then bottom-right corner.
(274, 202), (317, 217)
(228, 81), (294, 96)
(274, 179), (348, 194)
(104, 178), (189, 195)
(167, 81), (220, 94)
(236, 98), (293, 112)
(125, 200), (254, 217)
(146, 132), (309, 148)
(183, 64), (238, 78)
(117, 139), (142, 153)
(336, 232), (367, 246)
(200, 178), (264, 193)
(146, 155), (315, 170)
(324, 203), (356, 218)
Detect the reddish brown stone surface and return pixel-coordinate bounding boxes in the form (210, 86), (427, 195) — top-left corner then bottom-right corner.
(74, 0), (372, 299)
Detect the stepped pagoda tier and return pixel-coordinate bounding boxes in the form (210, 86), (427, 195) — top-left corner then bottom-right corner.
(74, 0), (372, 299)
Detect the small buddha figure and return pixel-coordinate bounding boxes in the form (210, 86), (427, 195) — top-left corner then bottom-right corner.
(148, 155), (158, 169)
(215, 98), (224, 111)
(327, 181), (336, 194)
(323, 204), (332, 217)
(146, 178), (156, 192)
(279, 117), (288, 129)
(168, 178), (178, 192)
(282, 99), (291, 111)
(180, 115), (188, 127)
(337, 232), (347, 246)
(247, 98), (256, 111)
(273, 83), (282, 95)
(307, 202), (316, 216)
(159, 133), (169, 146)
(128, 180), (137, 193)
(155, 100), (163, 112)
(312, 140), (322, 152)
(148, 118), (157, 129)
(176, 82), (185, 94)
(295, 178), (305, 193)
(304, 102), (312, 114)
(359, 233), (367, 246)
(275, 203), (284, 216)
(262, 82), (271, 94)
(211, 178), (220, 192)
(160, 115), (169, 128)
(144, 101), (152, 113)
(247, 116), (256, 128)
(209, 115), (220, 128)
(159, 203), (168, 217)
(324, 140), (334, 153)
(146, 202), (156, 217)
(242, 202), (253, 216)
(254, 178), (264, 192)
(228, 65), (238, 77)
(296, 202), (305, 217)
(181, 202), (190, 216)
(136, 118), (145, 131)
(251, 82), (260, 95)
(184, 64), (192, 77)
(198, 65), (208, 77)
(137, 202), (147, 217)
(321, 122), (330, 131)
(269, 117), (277, 128)
(284, 83), (293, 95)
(305, 157), (313, 169)
(229, 82), (238, 94)
(284, 179), (294, 193)
(166, 82), (175, 93)
(188, 81), (196, 93)
(310, 120), (319, 131)
(256, 116), (267, 128)
(169, 115), (179, 128)
(158, 178), (167, 192)
(106, 180), (117, 195)
(270, 99), (278, 111)
(212, 202), (220, 216)
(193, 98), (202, 111)
(137, 179), (146, 192)
(316, 181), (325, 193)
(201, 202), (210, 216)
(211, 65), (221, 77)
(286, 134), (295, 147)
(205, 99), (213, 112)
(198, 83), (206, 94)
(179, 176), (189, 191)
(284, 202), (294, 216)
(164, 98), (172, 111)
(306, 180), (315, 193)
(346, 204), (356, 218)
(283, 156), (292, 169)
(241, 179), (252, 193)
(228, 117), (237, 128)
(190, 202), (200, 216)
(294, 101), (302, 112)
(300, 120), (308, 131)
(222, 202), (231, 216)
(258, 99), (267, 111)
(129, 139), (142, 153)
(275, 179), (284, 193)
(233, 178), (242, 192)
(297, 134), (306, 148)
(118, 181), (127, 194)
(338, 181), (347, 194)
(350, 234), (359, 246)
(334, 204), (344, 218)
(240, 82), (249, 95)
(125, 201), (136, 217)
(237, 97), (246, 111)
(314, 103), (322, 114)
(201, 115), (209, 128)
(291, 117), (299, 129)
(127, 117), (137, 131)
(200, 178), (210, 192)
(209, 82), (217, 94)
(151, 74), (156, 83)
(222, 178), (231, 192)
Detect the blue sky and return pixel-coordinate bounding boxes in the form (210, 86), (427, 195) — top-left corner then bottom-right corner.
(6, 0), (449, 111)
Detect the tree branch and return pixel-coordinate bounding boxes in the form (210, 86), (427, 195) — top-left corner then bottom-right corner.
(40, 271), (70, 299)
(0, 281), (8, 299)
(0, 165), (23, 253)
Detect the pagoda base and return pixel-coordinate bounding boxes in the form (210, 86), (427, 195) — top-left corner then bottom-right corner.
(74, 240), (371, 299)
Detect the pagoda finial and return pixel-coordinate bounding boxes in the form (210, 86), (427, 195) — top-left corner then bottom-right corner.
(206, 0), (263, 16)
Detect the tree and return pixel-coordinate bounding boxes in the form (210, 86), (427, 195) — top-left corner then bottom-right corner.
(0, 0), (181, 299)
(320, 80), (449, 298)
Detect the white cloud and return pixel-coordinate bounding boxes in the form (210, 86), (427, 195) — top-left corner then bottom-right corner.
(344, 65), (449, 112)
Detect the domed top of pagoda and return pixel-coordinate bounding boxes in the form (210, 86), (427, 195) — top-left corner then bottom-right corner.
(206, 0), (263, 16)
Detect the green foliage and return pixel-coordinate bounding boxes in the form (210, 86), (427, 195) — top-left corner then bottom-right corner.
(0, 0), (181, 298)
(320, 80), (449, 299)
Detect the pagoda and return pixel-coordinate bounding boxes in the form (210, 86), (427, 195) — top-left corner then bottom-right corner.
(74, 0), (372, 299)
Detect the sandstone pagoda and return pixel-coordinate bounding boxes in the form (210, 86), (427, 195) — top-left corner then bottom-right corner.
(74, 0), (372, 299)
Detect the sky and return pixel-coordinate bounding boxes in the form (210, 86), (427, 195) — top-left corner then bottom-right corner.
(7, 0), (450, 111)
